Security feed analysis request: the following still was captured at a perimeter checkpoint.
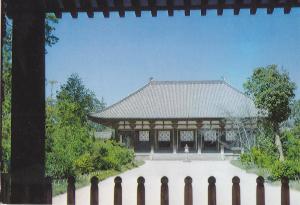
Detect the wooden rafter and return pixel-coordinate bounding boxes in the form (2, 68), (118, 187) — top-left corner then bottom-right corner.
(148, 0), (157, 17)
(80, 0), (94, 18)
(167, 0), (174, 16)
(96, 0), (110, 18)
(46, 0), (62, 18)
(184, 0), (191, 16)
(234, 0), (243, 15)
(114, 0), (125, 17)
(201, 0), (208, 16)
(250, 0), (261, 15)
(62, 0), (78, 18)
(267, 0), (277, 14)
(217, 0), (225, 16)
(132, 0), (141, 17)
(7, 0), (300, 18)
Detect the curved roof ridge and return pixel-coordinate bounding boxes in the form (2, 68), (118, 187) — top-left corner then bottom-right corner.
(150, 80), (225, 85)
(222, 80), (252, 100)
(89, 81), (151, 117)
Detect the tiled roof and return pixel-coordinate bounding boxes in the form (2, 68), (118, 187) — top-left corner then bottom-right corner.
(89, 80), (259, 120)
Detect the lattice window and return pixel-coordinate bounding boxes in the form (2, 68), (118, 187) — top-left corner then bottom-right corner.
(139, 131), (149, 141)
(180, 131), (194, 141)
(203, 130), (217, 141)
(158, 131), (171, 141)
(226, 130), (236, 141)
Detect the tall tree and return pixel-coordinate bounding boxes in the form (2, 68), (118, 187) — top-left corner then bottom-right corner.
(56, 73), (105, 125)
(244, 65), (296, 161)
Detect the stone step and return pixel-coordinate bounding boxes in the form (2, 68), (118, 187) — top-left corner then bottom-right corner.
(135, 153), (239, 161)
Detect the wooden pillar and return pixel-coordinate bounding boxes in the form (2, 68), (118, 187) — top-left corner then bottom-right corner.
(232, 176), (240, 205)
(137, 177), (145, 205)
(184, 177), (193, 205)
(172, 121), (178, 153)
(150, 121), (155, 154)
(208, 176), (216, 205)
(256, 176), (265, 205)
(196, 121), (202, 154)
(281, 177), (290, 205)
(129, 121), (136, 150)
(67, 176), (76, 205)
(161, 177), (169, 205)
(10, 1), (46, 203)
(90, 176), (99, 205)
(114, 176), (122, 205)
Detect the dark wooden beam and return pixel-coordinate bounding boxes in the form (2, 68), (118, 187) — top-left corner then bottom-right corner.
(283, 0), (295, 14)
(217, 0), (225, 16)
(267, 0), (277, 14)
(131, 0), (142, 17)
(234, 0), (242, 15)
(96, 0), (110, 18)
(201, 0), (208, 16)
(46, 0), (62, 18)
(62, 0), (78, 18)
(148, 0), (157, 17)
(114, 0), (125, 17)
(10, 1), (46, 203)
(80, 0), (94, 18)
(250, 0), (261, 15)
(167, 0), (174, 16)
(184, 0), (191, 16)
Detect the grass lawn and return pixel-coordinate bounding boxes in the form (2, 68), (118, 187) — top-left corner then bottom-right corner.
(231, 160), (300, 191)
(53, 160), (144, 196)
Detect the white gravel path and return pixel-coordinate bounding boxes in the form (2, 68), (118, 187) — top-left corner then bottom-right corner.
(53, 160), (300, 205)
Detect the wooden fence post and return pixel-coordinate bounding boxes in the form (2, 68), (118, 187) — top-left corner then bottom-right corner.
(281, 177), (290, 205)
(67, 176), (75, 205)
(137, 177), (145, 205)
(45, 176), (52, 204)
(184, 176), (193, 205)
(90, 176), (99, 205)
(208, 176), (216, 205)
(114, 176), (122, 205)
(232, 176), (240, 205)
(256, 176), (265, 205)
(161, 176), (169, 205)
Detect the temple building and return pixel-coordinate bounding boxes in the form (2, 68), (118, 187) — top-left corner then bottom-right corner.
(89, 80), (259, 158)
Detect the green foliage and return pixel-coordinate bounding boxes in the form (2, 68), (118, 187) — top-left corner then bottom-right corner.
(56, 73), (105, 125)
(291, 100), (300, 126)
(1, 14), (59, 172)
(240, 125), (300, 181)
(244, 65), (296, 125)
(270, 160), (300, 181)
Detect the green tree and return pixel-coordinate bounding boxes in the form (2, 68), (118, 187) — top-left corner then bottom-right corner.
(46, 74), (105, 178)
(56, 73), (105, 125)
(244, 65), (296, 161)
(2, 14), (59, 172)
(291, 100), (300, 126)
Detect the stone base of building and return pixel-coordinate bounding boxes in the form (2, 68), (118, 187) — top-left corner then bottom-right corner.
(135, 153), (240, 161)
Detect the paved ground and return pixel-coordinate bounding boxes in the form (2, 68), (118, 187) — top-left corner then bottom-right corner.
(53, 160), (300, 205)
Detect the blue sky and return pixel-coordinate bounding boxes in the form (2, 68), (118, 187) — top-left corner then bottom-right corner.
(46, 8), (300, 105)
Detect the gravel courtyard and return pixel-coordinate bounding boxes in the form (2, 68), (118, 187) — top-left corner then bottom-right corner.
(53, 160), (300, 205)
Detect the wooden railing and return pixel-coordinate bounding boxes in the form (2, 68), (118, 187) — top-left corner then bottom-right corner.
(39, 175), (292, 205)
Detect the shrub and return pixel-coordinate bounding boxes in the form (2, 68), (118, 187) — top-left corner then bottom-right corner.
(240, 153), (253, 166)
(250, 147), (274, 168)
(270, 160), (300, 181)
(90, 140), (135, 171)
(74, 153), (94, 174)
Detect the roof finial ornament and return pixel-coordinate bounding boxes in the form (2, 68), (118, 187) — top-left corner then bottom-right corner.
(221, 76), (226, 82)
(149, 77), (154, 82)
